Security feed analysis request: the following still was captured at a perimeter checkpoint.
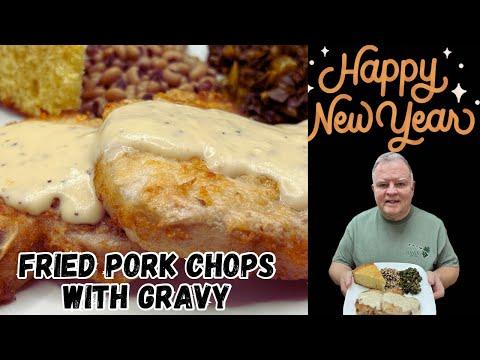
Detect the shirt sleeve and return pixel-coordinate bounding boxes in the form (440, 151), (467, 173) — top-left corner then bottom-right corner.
(332, 220), (355, 268)
(435, 221), (459, 268)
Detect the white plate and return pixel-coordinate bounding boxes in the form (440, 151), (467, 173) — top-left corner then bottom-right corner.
(0, 107), (22, 124)
(343, 262), (436, 315)
(0, 45), (307, 315)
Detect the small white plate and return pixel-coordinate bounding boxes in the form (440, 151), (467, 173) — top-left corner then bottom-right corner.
(343, 262), (436, 315)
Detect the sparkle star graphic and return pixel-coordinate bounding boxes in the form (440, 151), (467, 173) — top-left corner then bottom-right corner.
(443, 47), (452, 59)
(451, 83), (467, 103)
(308, 85), (313, 93)
(321, 46), (329, 57)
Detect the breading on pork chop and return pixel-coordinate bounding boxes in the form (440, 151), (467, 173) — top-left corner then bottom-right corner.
(95, 96), (308, 280)
(95, 153), (307, 279)
(41, 209), (142, 283)
(102, 89), (237, 118)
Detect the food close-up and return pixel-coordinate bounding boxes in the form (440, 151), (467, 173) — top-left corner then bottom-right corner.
(0, 45), (308, 314)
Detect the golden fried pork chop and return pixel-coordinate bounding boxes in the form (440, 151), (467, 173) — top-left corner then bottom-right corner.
(95, 93), (308, 280)
(41, 210), (141, 283)
(95, 153), (307, 279)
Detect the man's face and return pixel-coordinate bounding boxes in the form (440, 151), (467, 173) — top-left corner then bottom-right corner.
(372, 160), (415, 221)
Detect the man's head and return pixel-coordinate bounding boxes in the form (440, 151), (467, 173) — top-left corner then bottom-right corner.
(372, 152), (415, 221)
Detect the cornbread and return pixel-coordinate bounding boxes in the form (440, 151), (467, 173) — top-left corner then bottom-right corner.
(352, 263), (386, 291)
(0, 45), (86, 116)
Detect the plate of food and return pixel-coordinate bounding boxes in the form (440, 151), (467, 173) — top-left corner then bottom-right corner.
(343, 262), (436, 315)
(0, 45), (308, 314)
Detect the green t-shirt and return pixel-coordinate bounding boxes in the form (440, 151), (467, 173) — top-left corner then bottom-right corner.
(332, 205), (459, 271)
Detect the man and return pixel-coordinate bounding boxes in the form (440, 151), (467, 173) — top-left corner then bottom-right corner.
(329, 152), (459, 299)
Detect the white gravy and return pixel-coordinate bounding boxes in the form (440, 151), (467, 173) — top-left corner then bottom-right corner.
(0, 121), (103, 224)
(99, 101), (308, 210)
(357, 290), (383, 310)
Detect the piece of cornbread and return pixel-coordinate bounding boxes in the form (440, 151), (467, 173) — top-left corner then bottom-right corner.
(0, 45), (86, 116)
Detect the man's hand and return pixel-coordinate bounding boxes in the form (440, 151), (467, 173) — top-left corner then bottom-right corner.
(427, 271), (445, 300)
(340, 270), (353, 296)
(329, 262), (353, 296)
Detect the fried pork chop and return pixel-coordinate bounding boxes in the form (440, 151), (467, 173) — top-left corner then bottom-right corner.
(95, 93), (308, 280)
(95, 153), (307, 279)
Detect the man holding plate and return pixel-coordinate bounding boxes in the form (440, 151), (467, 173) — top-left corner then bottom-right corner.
(329, 152), (460, 300)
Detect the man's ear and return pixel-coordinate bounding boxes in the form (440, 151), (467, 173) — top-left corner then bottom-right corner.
(411, 181), (416, 192)
(371, 184), (374, 192)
